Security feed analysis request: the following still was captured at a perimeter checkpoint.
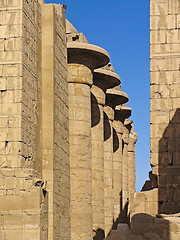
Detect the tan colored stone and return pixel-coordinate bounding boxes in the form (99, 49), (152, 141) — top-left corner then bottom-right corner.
(150, 14), (176, 30)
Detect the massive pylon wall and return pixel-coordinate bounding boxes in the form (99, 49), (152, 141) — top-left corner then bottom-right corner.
(0, 1), (70, 240)
(150, 0), (180, 214)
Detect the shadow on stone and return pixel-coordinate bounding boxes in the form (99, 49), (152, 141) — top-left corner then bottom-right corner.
(130, 213), (170, 240)
(107, 195), (130, 237)
(93, 228), (105, 240)
(113, 127), (119, 153)
(91, 92), (101, 128)
(104, 111), (111, 141)
(158, 108), (180, 214)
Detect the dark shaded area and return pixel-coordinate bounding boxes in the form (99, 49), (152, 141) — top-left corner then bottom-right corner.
(122, 139), (124, 154)
(93, 194), (130, 239)
(158, 108), (180, 214)
(93, 228), (105, 240)
(125, 123), (132, 132)
(104, 112), (111, 141)
(130, 213), (170, 240)
(111, 201), (130, 232)
(91, 92), (101, 128)
(113, 127), (119, 153)
(141, 171), (158, 191)
(107, 192), (130, 237)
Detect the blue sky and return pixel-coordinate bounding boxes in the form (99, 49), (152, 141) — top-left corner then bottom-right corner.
(44, 0), (151, 191)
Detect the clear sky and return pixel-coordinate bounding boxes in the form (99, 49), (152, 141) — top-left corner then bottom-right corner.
(44, 0), (151, 191)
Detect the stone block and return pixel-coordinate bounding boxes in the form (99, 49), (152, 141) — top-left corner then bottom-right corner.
(172, 98), (180, 110)
(150, 0), (168, 16)
(145, 201), (158, 215)
(169, 83), (180, 98)
(150, 123), (169, 139)
(131, 214), (154, 230)
(150, 57), (180, 72)
(150, 84), (170, 99)
(150, 43), (180, 57)
(0, 10), (22, 25)
(150, 70), (180, 85)
(166, 29), (180, 44)
(130, 192), (146, 216)
(0, 39), (5, 51)
(2, 64), (22, 77)
(0, 0), (23, 10)
(150, 14), (176, 30)
(150, 152), (159, 166)
(150, 30), (166, 44)
(0, 77), (6, 91)
(150, 98), (173, 112)
(150, 111), (169, 124)
(144, 232), (161, 240)
(150, 138), (160, 153)
(168, 0), (180, 14)
(177, 14), (180, 28)
(0, 24), (22, 38)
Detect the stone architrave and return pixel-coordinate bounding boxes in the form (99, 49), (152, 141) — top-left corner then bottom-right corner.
(67, 41), (109, 240)
(113, 105), (131, 221)
(104, 89), (129, 236)
(91, 69), (121, 236)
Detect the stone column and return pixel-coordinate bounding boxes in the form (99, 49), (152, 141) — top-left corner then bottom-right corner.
(114, 106), (131, 217)
(104, 89), (129, 236)
(67, 42), (109, 240)
(126, 122), (138, 202)
(113, 105), (131, 223)
(91, 69), (120, 237)
(122, 126), (129, 212)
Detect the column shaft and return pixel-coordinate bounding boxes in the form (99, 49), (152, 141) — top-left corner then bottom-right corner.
(104, 106), (114, 236)
(128, 127), (137, 203)
(91, 86), (105, 235)
(113, 121), (123, 221)
(68, 64), (92, 240)
(128, 143), (136, 201)
(122, 128), (129, 210)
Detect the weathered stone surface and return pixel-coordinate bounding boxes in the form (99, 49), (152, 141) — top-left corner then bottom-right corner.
(0, 1), (140, 240)
(0, 1), (69, 240)
(41, 4), (70, 240)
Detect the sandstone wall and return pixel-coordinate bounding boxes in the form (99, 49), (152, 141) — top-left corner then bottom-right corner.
(0, 0), (48, 239)
(53, 5), (70, 240)
(0, 0), (40, 170)
(0, 1), (70, 239)
(150, 0), (180, 214)
(41, 4), (70, 240)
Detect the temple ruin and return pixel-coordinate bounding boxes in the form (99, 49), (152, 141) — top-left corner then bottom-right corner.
(0, 0), (179, 239)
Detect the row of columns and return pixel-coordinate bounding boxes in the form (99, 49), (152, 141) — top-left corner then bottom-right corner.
(67, 41), (137, 239)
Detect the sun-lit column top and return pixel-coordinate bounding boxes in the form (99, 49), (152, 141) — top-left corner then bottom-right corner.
(93, 68), (121, 91)
(92, 66), (121, 106)
(113, 106), (132, 134)
(124, 119), (133, 126)
(115, 105), (132, 121)
(106, 89), (129, 109)
(67, 42), (110, 70)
